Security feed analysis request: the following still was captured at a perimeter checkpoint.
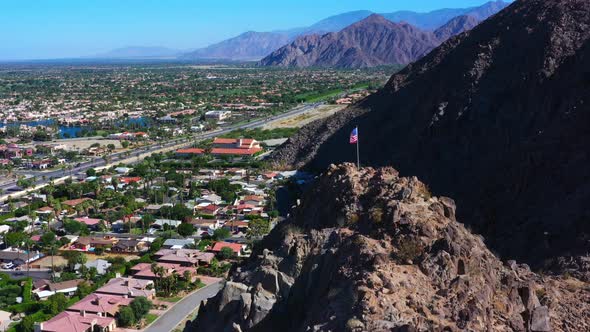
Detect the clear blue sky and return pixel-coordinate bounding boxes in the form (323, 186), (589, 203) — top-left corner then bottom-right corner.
(0, 0), (499, 60)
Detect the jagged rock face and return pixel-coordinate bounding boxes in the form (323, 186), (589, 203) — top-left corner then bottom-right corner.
(259, 15), (458, 69)
(189, 165), (589, 332)
(271, 0), (590, 271)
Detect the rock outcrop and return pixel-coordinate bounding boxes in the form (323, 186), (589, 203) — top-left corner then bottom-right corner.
(270, 0), (590, 271)
(189, 165), (589, 332)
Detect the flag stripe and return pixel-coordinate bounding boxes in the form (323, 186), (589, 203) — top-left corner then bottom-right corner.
(350, 127), (358, 144)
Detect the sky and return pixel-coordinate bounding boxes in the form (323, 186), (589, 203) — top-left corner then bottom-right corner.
(0, 0), (500, 60)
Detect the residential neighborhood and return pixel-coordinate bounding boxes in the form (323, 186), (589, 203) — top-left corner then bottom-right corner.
(0, 142), (303, 332)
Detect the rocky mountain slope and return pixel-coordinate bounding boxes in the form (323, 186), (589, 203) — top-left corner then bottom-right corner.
(181, 2), (508, 61)
(270, 0), (590, 272)
(259, 14), (481, 68)
(433, 15), (480, 40)
(189, 164), (589, 332)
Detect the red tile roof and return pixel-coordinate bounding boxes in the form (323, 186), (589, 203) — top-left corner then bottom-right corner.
(41, 311), (115, 332)
(176, 148), (205, 155)
(211, 241), (243, 254)
(211, 148), (262, 156)
(212, 138), (239, 144)
(120, 177), (142, 184)
(74, 217), (102, 226)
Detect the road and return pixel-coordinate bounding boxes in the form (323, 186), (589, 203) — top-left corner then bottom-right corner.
(2, 269), (52, 281)
(144, 281), (223, 332)
(0, 103), (323, 200)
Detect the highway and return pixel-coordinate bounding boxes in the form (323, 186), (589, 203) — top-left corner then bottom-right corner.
(0, 102), (322, 200)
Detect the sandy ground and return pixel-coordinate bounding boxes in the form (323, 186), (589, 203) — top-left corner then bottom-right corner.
(31, 255), (67, 269)
(31, 252), (139, 269)
(43, 138), (125, 151)
(86, 253), (140, 262)
(263, 104), (346, 129)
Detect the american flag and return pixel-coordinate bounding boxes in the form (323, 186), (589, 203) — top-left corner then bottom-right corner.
(350, 127), (358, 144)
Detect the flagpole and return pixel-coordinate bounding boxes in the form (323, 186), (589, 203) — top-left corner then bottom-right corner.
(356, 127), (360, 169)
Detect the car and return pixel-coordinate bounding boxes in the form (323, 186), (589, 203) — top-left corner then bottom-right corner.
(2, 262), (14, 269)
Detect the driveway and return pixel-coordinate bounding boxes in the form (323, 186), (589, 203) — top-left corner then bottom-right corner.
(144, 281), (223, 332)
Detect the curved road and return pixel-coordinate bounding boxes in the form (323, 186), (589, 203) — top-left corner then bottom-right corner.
(145, 281), (223, 332)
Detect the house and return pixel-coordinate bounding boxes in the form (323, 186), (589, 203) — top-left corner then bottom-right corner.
(212, 138), (260, 150)
(35, 311), (116, 332)
(31, 159), (52, 170)
(74, 259), (111, 275)
(120, 177), (142, 186)
(205, 110), (231, 121)
(224, 220), (250, 234)
(74, 217), (102, 230)
(35, 206), (55, 219)
(95, 277), (155, 299)
(198, 204), (221, 215)
(0, 249), (41, 266)
(111, 239), (143, 253)
(0, 225), (9, 234)
(144, 203), (170, 214)
(114, 167), (132, 175)
(61, 198), (91, 213)
(72, 237), (116, 251)
(176, 148), (205, 156)
(68, 293), (132, 317)
(188, 218), (222, 235)
(199, 193), (223, 205)
(153, 219), (182, 229)
(211, 241), (246, 257)
(154, 248), (215, 266)
(161, 238), (194, 249)
(33, 279), (84, 300)
(130, 262), (198, 281)
(241, 195), (265, 206)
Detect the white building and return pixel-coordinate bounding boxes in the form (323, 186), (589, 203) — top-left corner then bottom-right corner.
(205, 110), (231, 121)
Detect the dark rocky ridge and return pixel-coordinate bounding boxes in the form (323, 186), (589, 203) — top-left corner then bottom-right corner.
(259, 14), (479, 68)
(271, 0), (590, 273)
(189, 164), (589, 332)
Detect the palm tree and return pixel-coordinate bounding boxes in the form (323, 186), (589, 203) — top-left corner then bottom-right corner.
(23, 238), (34, 278)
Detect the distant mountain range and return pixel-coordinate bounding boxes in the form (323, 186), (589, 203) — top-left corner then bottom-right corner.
(182, 0), (509, 61)
(179, 31), (291, 61)
(259, 14), (481, 68)
(93, 46), (182, 59)
(97, 1), (510, 62)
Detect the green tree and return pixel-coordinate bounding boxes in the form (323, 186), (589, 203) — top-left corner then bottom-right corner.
(76, 281), (94, 298)
(45, 293), (68, 315)
(138, 214), (155, 234)
(62, 251), (87, 271)
(129, 296), (152, 321)
(213, 228), (231, 241)
(40, 231), (57, 247)
(5, 232), (26, 247)
(18, 315), (35, 332)
(247, 218), (270, 239)
(177, 223), (194, 237)
(117, 306), (136, 327)
(219, 247), (235, 260)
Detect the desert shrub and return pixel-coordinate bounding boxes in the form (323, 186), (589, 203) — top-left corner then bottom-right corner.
(396, 238), (424, 263)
